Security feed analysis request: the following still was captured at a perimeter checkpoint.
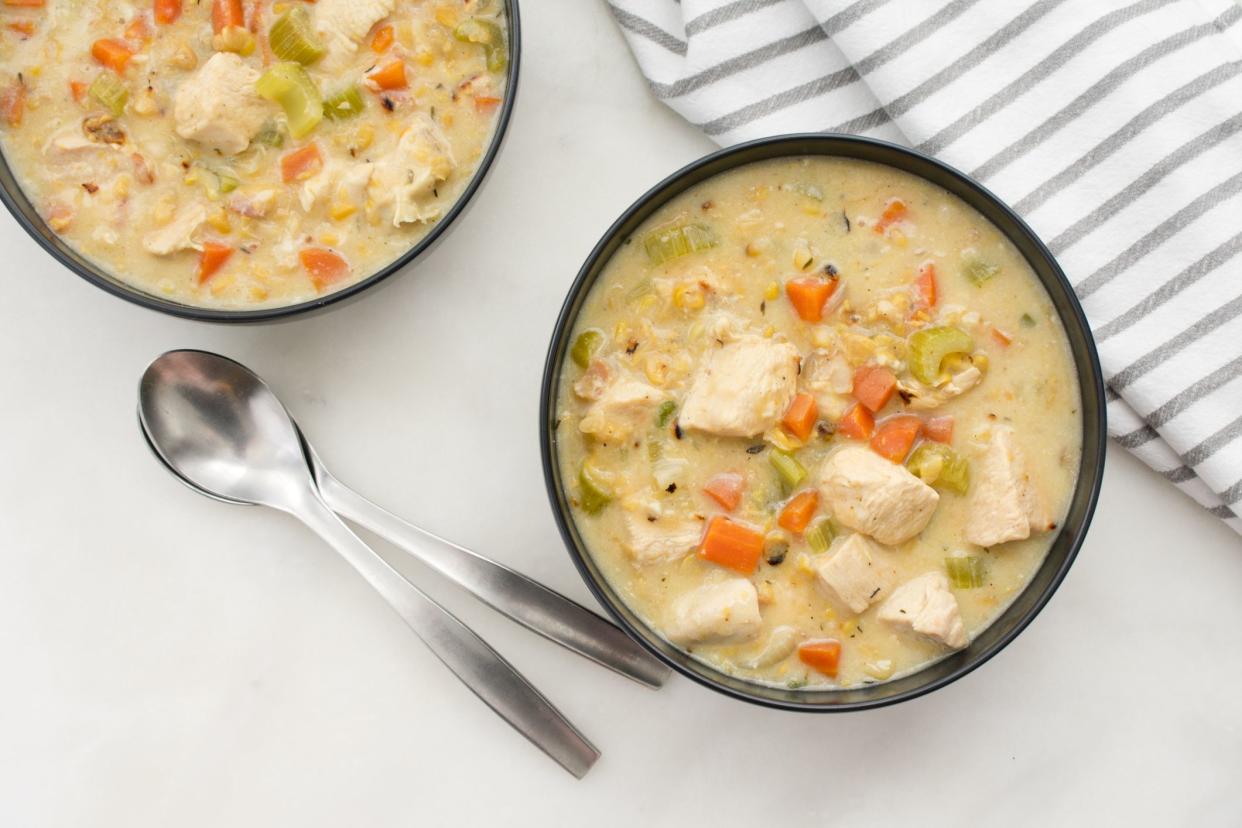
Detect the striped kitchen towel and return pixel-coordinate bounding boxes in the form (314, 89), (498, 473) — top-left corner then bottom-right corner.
(607, 0), (1242, 536)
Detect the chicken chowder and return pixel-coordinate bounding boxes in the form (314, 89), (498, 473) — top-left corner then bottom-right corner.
(554, 156), (1081, 690)
(0, 0), (507, 308)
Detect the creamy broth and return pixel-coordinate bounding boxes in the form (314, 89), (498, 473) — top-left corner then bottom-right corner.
(0, 0), (505, 309)
(554, 156), (1081, 690)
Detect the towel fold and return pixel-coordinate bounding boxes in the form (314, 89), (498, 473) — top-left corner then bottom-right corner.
(608, 0), (1242, 536)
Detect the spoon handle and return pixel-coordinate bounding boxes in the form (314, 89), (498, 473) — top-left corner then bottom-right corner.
(293, 490), (600, 779)
(315, 469), (669, 690)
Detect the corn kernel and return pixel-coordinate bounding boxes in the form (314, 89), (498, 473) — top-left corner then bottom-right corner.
(353, 123), (374, 150)
(973, 352), (990, 373)
(644, 356), (669, 386)
(330, 202), (356, 221)
(319, 232), (339, 247)
(673, 282), (705, 311)
(793, 245), (814, 271)
(764, 281), (780, 301)
(435, 6), (460, 27)
(763, 325), (775, 338)
(839, 618), (857, 636)
(248, 285), (269, 302)
(864, 660), (895, 680)
(416, 49), (435, 67)
(206, 209), (231, 234)
(113, 176), (130, 200)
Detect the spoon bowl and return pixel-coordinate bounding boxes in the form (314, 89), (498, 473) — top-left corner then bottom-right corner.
(137, 349), (601, 777)
(138, 350), (311, 512)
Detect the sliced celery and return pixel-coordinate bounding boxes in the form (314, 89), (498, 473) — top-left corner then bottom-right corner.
(453, 18), (507, 72)
(255, 62), (322, 139)
(655, 400), (677, 428)
(88, 73), (128, 117)
(907, 442), (970, 495)
(323, 85), (365, 120)
(805, 520), (833, 554)
(253, 121), (285, 148)
(269, 7), (325, 65)
(643, 222), (718, 265)
(578, 462), (612, 514)
(569, 329), (603, 368)
(945, 555), (985, 589)
(769, 449), (807, 493)
(963, 257), (1001, 286)
(907, 325), (974, 385)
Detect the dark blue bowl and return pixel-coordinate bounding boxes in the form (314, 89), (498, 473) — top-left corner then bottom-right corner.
(540, 133), (1106, 711)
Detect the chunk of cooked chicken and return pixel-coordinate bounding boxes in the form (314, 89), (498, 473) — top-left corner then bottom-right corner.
(679, 336), (800, 438)
(173, 53), (270, 155)
(818, 446), (939, 545)
(965, 425), (1053, 547)
(622, 511), (702, 566)
(665, 579), (762, 645)
(314, 0), (395, 64)
(578, 379), (666, 444)
(899, 365), (982, 411)
(298, 159), (373, 213)
(877, 571), (967, 649)
(372, 117), (456, 227)
(799, 348), (854, 420)
(813, 533), (897, 614)
(573, 360), (612, 401)
(143, 203), (206, 255)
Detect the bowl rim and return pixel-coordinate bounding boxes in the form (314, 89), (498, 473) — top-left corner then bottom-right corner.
(539, 132), (1107, 712)
(0, 1), (522, 323)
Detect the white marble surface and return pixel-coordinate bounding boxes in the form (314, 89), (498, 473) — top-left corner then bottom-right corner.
(2, 2), (1240, 824)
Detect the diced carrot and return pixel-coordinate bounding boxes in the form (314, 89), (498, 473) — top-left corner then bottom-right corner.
(299, 247), (350, 291)
(837, 403), (875, 441)
(698, 517), (764, 575)
(991, 327), (1012, 347)
(0, 82), (25, 126)
(870, 415), (922, 463)
(154, 0), (182, 24)
(246, 0), (266, 32)
(703, 472), (744, 512)
(280, 143), (322, 183)
(124, 15), (151, 42)
(852, 364), (897, 413)
(798, 639), (842, 677)
(370, 23), (394, 52)
(781, 392), (818, 442)
(7, 20), (35, 36)
(368, 59), (407, 90)
(212, 0), (244, 33)
(873, 197), (907, 234)
(3, 0), (45, 6)
(69, 79), (88, 103)
(474, 95), (501, 112)
(915, 261), (937, 307)
(924, 415), (954, 444)
(91, 38), (134, 73)
(197, 242), (234, 285)
(785, 276), (837, 322)
(778, 489), (819, 534)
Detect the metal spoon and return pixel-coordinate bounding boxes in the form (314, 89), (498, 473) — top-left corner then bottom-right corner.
(297, 434), (669, 689)
(138, 349), (599, 778)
